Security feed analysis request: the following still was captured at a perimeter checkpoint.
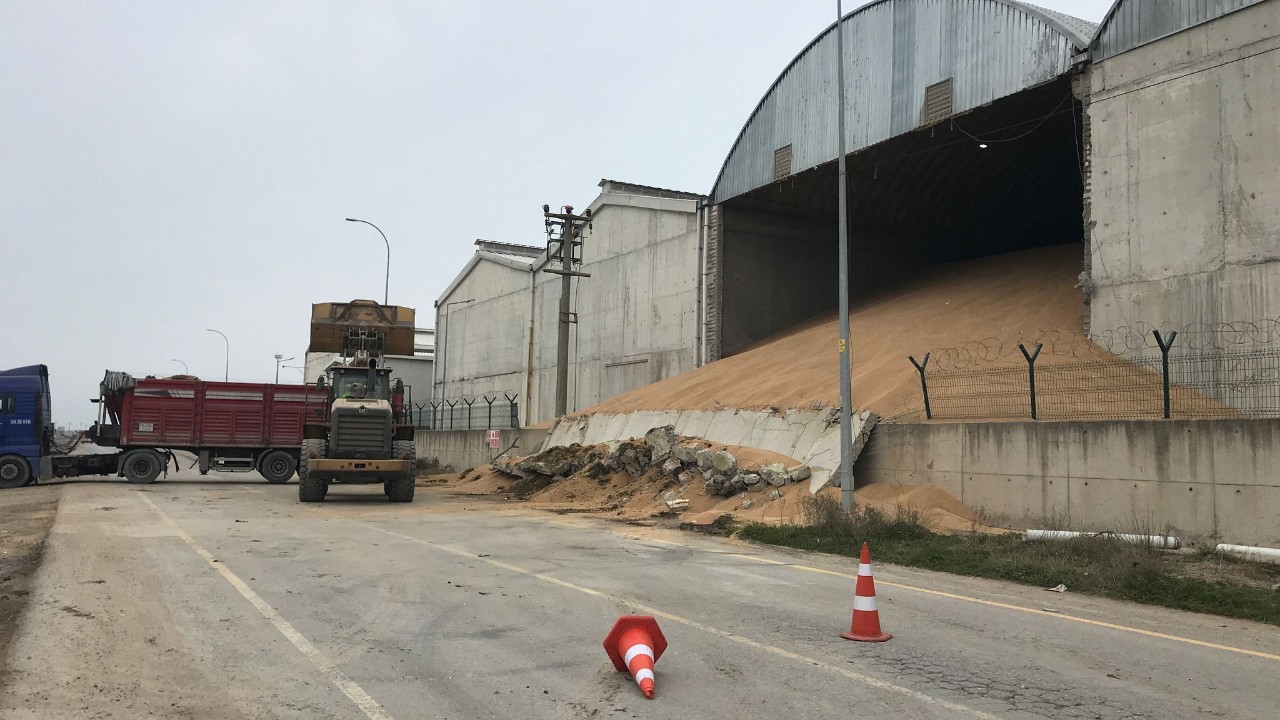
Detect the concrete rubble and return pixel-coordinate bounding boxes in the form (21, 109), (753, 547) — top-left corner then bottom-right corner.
(491, 423), (815, 502)
(541, 408), (879, 491)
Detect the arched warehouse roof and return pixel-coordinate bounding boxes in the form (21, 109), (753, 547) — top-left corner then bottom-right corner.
(710, 0), (1096, 205)
(1091, 0), (1268, 60)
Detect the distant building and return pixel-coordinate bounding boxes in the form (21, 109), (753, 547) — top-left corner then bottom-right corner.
(305, 327), (436, 422)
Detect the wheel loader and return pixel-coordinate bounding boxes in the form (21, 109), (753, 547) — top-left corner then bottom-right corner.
(298, 300), (417, 502)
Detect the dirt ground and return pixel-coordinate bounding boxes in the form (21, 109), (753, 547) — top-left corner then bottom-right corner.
(571, 244), (1220, 421)
(0, 485), (60, 690)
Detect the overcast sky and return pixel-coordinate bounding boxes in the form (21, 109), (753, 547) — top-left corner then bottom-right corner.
(0, 0), (1112, 426)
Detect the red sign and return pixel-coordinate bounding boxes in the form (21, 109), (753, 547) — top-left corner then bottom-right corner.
(486, 429), (501, 449)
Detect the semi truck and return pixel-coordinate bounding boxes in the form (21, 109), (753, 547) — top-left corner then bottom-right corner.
(0, 364), (330, 488)
(298, 300), (418, 502)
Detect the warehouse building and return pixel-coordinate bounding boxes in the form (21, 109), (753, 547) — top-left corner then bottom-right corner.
(1084, 0), (1280, 338)
(431, 0), (1279, 426)
(433, 180), (704, 425)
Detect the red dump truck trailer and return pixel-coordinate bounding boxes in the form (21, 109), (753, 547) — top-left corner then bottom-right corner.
(40, 371), (331, 485)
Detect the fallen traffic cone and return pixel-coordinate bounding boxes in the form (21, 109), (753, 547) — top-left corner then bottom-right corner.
(840, 542), (892, 642)
(603, 615), (667, 699)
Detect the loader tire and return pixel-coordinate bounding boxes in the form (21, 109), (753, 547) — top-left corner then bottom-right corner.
(298, 439), (328, 502)
(387, 440), (415, 502)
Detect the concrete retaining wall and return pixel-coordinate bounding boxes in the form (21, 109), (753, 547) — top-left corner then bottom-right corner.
(544, 408), (877, 489)
(856, 419), (1280, 547)
(415, 428), (551, 473)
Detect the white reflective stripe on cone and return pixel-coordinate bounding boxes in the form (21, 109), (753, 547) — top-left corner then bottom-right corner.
(624, 644), (655, 667)
(858, 563), (873, 576)
(634, 668), (655, 684)
(853, 595), (878, 612)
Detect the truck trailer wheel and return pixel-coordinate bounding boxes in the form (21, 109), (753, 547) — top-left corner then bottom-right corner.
(298, 439), (328, 502)
(122, 450), (163, 484)
(0, 455), (32, 489)
(386, 440), (416, 502)
(259, 450), (297, 484)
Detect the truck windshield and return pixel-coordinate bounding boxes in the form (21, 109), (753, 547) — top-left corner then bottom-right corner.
(333, 370), (390, 400)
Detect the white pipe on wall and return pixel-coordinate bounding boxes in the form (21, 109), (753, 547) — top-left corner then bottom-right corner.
(1024, 529), (1181, 549)
(1215, 544), (1280, 564)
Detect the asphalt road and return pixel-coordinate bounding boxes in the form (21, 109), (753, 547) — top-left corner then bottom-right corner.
(2, 471), (1279, 720)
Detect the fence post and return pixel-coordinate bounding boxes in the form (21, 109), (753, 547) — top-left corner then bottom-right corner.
(908, 353), (932, 420)
(1019, 342), (1043, 420)
(484, 394), (497, 429)
(446, 399), (458, 430)
(506, 393), (520, 429)
(1153, 330), (1178, 419)
(429, 401), (441, 430)
(463, 397), (476, 430)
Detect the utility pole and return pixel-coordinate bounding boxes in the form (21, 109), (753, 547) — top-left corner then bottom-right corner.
(835, 0), (856, 512)
(542, 204), (592, 418)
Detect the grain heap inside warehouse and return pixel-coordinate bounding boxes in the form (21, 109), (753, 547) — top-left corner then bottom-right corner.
(424, 0), (1280, 547)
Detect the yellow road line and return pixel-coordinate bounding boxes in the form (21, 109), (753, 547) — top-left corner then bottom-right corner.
(139, 495), (397, 720)
(362, 523), (1004, 720)
(727, 553), (1280, 662)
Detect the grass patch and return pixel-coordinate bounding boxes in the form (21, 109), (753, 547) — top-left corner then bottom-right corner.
(737, 495), (1280, 625)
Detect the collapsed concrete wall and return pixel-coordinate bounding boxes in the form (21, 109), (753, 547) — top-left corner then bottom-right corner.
(857, 419), (1280, 547)
(1086, 1), (1280, 338)
(542, 407), (877, 491)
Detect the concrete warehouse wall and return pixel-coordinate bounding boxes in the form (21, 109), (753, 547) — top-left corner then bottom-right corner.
(856, 419), (1280, 547)
(530, 196), (701, 422)
(1086, 1), (1280, 340)
(435, 256), (535, 405)
(436, 181), (704, 427)
(414, 428), (550, 473)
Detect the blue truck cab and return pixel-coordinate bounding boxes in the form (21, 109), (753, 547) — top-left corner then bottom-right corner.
(0, 364), (54, 487)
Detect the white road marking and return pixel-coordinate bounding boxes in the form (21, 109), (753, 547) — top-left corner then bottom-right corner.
(362, 522), (1004, 720)
(138, 494), (397, 720)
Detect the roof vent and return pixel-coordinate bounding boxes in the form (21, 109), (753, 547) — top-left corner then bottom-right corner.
(772, 144), (793, 182)
(920, 78), (954, 127)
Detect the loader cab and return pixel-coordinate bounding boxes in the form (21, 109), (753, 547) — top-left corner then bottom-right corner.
(331, 366), (391, 401)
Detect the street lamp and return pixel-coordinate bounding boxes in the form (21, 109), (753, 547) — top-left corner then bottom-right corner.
(283, 364), (306, 380)
(345, 217), (390, 305)
(206, 328), (229, 382)
(438, 299), (474, 402)
(170, 358), (189, 375)
(274, 354), (295, 384)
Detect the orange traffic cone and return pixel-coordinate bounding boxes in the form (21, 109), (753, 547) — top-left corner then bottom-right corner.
(840, 542), (892, 642)
(604, 616), (667, 699)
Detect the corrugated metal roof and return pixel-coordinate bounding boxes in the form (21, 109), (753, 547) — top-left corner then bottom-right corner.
(1091, 0), (1267, 60)
(710, 0), (1095, 205)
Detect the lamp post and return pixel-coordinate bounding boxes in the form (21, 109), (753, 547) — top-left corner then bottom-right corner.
(206, 328), (229, 382)
(274, 354), (294, 384)
(170, 358), (189, 375)
(438, 299), (474, 403)
(345, 217), (390, 305)
(835, 0), (855, 511)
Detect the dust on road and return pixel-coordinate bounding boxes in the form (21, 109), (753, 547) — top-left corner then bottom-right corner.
(0, 485), (60, 690)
